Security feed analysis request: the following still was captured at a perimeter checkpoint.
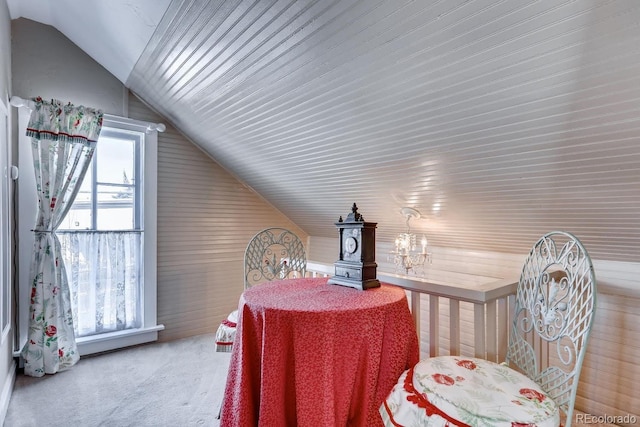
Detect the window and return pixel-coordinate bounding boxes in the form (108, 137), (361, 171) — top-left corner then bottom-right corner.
(58, 127), (144, 337)
(17, 112), (162, 356)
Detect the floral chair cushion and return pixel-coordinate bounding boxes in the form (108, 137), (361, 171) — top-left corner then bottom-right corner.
(381, 356), (560, 427)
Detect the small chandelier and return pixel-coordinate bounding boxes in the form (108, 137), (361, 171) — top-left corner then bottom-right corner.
(388, 207), (431, 275)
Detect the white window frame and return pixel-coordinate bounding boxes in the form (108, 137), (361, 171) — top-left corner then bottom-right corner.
(16, 109), (164, 356)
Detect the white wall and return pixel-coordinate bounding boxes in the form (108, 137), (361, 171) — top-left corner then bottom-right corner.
(11, 18), (126, 116)
(0, 3), (9, 100)
(0, 0), (16, 422)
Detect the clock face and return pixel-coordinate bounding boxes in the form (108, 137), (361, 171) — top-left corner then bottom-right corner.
(345, 236), (358, 254)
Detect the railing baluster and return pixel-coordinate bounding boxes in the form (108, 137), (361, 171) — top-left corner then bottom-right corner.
(497, 297), (508, 362)
(486, 300), (497, 362)
(410, 290), (420, 343)
(449, 299), (460, 356)
(429, 295), (439, 357)
(474, 303), (486, 359)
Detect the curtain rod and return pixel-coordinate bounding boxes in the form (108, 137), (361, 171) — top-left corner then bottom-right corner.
(9, 96), (166, 133)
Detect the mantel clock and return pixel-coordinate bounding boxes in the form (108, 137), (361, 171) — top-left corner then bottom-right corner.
(327, 203), (380, 290)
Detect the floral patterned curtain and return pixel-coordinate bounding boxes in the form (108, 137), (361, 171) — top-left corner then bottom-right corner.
(21, 97), (103, 377)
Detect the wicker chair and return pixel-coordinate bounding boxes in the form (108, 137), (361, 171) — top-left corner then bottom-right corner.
(215, 228), (307, 352)
(380, 231), (596, 427)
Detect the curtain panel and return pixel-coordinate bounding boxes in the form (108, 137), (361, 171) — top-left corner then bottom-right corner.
(21, 97), (103, 377)
(58, 231), (141, 337)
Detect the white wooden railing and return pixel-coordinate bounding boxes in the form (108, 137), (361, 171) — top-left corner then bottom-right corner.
(305, 261), (518, 362)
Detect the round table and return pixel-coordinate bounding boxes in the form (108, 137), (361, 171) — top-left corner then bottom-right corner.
(220, 277), (419, 427)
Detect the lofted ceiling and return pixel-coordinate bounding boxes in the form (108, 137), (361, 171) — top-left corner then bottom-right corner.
(7, 0), (640, 262)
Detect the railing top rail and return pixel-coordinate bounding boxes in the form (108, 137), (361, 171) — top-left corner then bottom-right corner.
(306, 261), (518, 304)
(379, 272), (517, 304)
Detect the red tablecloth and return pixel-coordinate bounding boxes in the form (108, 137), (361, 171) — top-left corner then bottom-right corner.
(219, 277), (419, 427)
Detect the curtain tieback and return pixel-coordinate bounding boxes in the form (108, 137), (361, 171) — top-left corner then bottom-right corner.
(31, 229), (54, 234)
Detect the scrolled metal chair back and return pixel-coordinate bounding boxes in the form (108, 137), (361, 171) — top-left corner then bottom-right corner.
(506, 231), (596, 426)
(244, 228), (307, 289)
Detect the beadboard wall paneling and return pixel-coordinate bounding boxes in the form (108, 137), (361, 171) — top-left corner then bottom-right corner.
(307, 236), (337, 264)
(572, 291), (640, 425)
(127, 94), (307, 341)
(126, 0), (640, 263)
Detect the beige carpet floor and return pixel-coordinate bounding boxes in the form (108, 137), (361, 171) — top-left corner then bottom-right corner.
(4, 335), (618, 427)
(4, 333), (231, 427)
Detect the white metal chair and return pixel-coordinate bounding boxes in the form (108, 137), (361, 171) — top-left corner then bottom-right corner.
(380, 231), (596, 427)
(215, 227), (306, 352)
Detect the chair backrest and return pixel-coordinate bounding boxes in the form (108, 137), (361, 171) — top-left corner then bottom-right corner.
(244, 227), (307, 289)
(506, 231), (596, 425)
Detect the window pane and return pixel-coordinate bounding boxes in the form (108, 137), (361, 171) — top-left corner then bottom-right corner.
(75, 163), (93, 202)
(59, 156), (94, 230)
(96, 136), (135, 185)
(59, 206), (92, 230)
(96, 184), (134, 230)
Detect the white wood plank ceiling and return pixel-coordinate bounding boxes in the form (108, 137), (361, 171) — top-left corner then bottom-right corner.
(14, 0), (640, 261)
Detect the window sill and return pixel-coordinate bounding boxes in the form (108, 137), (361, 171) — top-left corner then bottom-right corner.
(13, 324), (165, 358)
(77, 325), (165, 356)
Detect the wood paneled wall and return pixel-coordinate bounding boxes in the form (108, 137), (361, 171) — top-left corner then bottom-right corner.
(577, 291), (639, 425)
(127, 93), (307, 342)
(127, 0), (640, 267)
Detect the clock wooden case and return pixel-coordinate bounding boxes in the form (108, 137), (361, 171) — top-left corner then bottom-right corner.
(328, 203), (380, 290)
